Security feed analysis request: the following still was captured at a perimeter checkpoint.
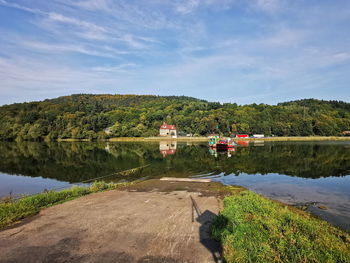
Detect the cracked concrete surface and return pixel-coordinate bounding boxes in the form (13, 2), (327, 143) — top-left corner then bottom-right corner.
(0, 181), (224, 263)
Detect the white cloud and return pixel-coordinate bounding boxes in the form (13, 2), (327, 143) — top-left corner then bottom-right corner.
(176, 0), (200, 14)
(313, 52), (350, 68)
(91, 63), (138, 73)
(0, 0), (45, 15)
(73, 0), (112, 11)
(331, 52), (350, 62)
(44, 13), (155, 49)
(263, 28), (304, 47)
(68, 0), (179, 30)
(0, 56), (132, 104)
(1, 1), (158, 48)
(22, 41), (116, 57)
(119, 35), (148, 49)
(48, 12), (106, 32)
(0, 0), (349, 105)
(174, 0), (235, 14)
(254, 0), (284, 13)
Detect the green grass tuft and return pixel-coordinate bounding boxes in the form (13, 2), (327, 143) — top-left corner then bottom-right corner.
(212, 190), (350, 263)
(0, 181), (133, 229)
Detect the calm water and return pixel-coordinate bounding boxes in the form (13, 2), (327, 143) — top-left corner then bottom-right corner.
(0, 141), (350, 232)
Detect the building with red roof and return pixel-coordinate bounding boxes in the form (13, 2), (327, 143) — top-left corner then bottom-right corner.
(159, 123), (177, 137)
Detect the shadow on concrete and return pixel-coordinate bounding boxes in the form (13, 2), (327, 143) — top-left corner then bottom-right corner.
(0, 236), (87, 263)
(190, 195), (223, 263)
(0, 239), (187, 263)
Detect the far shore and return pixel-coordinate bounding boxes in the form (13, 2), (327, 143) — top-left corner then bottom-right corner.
(56, 136), (350, 142)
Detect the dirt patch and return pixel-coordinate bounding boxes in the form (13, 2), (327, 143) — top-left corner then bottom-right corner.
(120, 179), (244, 199)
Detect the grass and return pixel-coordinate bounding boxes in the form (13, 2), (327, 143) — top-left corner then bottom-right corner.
(211, 190), (350, 263)
(0, 181), (132, 229)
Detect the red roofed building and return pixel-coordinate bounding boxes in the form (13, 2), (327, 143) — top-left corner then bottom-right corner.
(159, 123), (177, 138)
(236, 134), (249, 138)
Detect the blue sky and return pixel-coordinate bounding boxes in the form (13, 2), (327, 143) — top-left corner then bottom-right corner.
(0, 0), (349, 105)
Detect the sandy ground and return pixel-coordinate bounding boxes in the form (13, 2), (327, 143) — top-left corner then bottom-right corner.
(0, 181), (226, 263)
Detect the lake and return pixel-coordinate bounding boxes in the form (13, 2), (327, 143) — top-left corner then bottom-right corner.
(0, 140), (350, 232)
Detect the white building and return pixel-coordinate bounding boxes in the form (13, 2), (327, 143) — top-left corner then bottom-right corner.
(159, 123), (177, 138)
(252, 134), (265, 138)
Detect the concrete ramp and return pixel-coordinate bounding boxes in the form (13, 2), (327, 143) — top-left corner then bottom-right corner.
(0, 180), (223, 263)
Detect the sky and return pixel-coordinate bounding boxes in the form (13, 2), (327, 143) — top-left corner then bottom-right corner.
(0, 0), (349, 106)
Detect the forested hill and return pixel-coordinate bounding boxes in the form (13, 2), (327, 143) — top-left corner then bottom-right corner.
(0, 94), (349, 141)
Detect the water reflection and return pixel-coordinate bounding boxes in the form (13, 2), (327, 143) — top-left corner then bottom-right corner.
(252, 140), (264, 146)
(1, 141), (350, 183)
(159, 141), (177, 157)
(236, 140), (250, 147)
(209, 147), (235, 158)
(0, 141), (350, 231)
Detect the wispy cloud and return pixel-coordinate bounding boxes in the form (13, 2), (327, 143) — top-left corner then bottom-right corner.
(262, 27), (304, 47)
(48, 12), (107, 34)
(46, 12), (110, 41)
(0, 0), (349, 105)
(70, 0), (179, 30)
(91, 63), (138, 73)
(0, 0), (45, 15)
(174, 0), (236, 14)
(73, 0), (111, 11)
(175, 0), (201, 14)
(1, 1), (158, 49)
(22, 41), (116, 57)
(0, 56), (135, 104)
(254, 0), (285, 13)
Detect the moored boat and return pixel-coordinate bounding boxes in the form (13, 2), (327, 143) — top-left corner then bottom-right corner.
(208, 135), (219, 147)
(215, 137), (235, 149)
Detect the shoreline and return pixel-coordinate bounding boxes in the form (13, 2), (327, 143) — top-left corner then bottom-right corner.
(2, 179), (349, 233)
(56, 136), (350, 142)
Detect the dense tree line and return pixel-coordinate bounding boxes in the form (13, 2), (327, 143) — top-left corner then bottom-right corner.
(0, 94), (349, 141)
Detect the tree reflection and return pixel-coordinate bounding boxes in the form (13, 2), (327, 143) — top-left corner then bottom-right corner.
(0, 141), (349, 183)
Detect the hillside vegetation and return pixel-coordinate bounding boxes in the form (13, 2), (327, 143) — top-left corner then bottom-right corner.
(0, 94), (349, 141)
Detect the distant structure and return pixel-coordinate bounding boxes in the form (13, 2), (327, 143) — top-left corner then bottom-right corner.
(236, 134), (249, 138)
(159, 123), (177, 138)
(342, 131), (350, 136)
